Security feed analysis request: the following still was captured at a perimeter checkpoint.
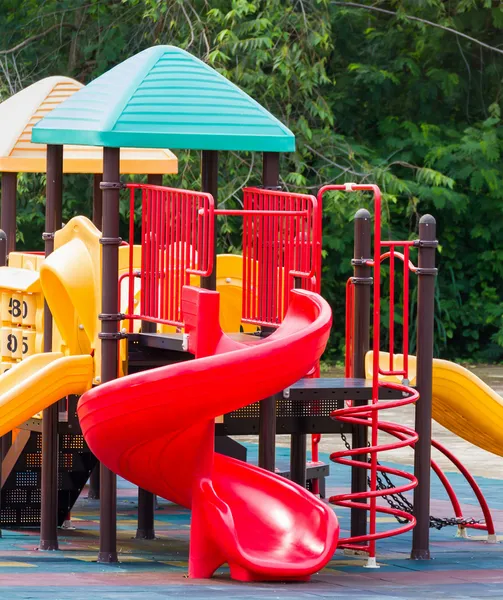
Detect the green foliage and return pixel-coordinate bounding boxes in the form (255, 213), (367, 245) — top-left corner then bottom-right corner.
(0, 0), (502, 361)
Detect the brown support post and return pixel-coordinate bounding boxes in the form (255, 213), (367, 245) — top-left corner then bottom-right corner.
(411, 214), (437, 560)
(200, 151), (218, 291)
(40, 145), (63, 551)
(136, 488), (155, 539)
(258, 152), (279, 472)
(93, 173), (103, 229)
(0, 230), (7, 463)
(350, 208), (372, 540)
(0, 229), (6, 267)
(290, 430), (306, 487)
(98, 147), (121, 564)
(88, 465), (100, 500)
(135, 173), (162, 540)
(1, 172), (17, 255)
(1, 432), (11, 461)
(87, 174), (104, 500)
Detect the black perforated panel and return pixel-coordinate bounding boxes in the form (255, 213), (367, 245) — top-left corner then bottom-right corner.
(1, 430), (96, 528)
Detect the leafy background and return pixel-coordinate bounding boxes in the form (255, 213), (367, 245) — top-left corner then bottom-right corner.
(0, 0), (502, 362)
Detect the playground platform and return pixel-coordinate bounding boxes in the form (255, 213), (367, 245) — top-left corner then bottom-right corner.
(0, 443), (501, 600)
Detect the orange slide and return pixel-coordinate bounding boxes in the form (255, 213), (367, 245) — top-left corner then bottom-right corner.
(78, 286), (338, 581)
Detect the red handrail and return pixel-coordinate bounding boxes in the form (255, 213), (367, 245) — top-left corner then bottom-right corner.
(318, 183), (419, 561)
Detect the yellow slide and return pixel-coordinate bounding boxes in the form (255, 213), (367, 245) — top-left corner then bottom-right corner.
(367, 353), (503, 457)
(0, 352), (93, 436)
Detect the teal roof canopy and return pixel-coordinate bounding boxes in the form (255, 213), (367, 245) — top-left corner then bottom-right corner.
(32, 46), (295, 153)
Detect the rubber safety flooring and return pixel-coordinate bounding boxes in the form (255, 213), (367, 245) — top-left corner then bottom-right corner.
(0, 444), (501, 599)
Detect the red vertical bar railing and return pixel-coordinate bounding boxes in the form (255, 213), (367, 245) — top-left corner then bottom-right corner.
(238, 187), (321, 328)
(121, 184), (214, 328)
(318, 183), (419, 563)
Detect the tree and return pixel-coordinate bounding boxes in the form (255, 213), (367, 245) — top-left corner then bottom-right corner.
(0, 0), (502, 360)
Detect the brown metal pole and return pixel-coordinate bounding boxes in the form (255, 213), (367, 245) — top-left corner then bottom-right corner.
(88, 465), (100, 500)
(136, 488), (155, 539)
(411, 214), (437, 560)
(0, 227), (10, 491)
(350, 208), (372, 540)
(40, 145), (63, 551)
(258, 152), (279, 472)
(98, 147), (121, 564)
(290, 430), (306, 487)
(0, 228), (10, 463)
(0, 229), (6, 267)
(200, 151), (218, 291)
(135, 172), (163, 540)
(87, 173), (105, 500)
(1, 172), (17, 255)
(93, 173), (103, 229)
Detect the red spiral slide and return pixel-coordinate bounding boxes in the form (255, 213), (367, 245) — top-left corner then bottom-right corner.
(78, 286), (338, 581)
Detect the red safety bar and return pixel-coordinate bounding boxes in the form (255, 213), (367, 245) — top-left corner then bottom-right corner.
(240, 187), (321, 327)
(123, 183), (215, 328)
(318, 183), (419, 561)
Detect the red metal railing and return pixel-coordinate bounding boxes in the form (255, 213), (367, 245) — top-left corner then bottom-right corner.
(121, 184), (321, 333)
(123, 184), (214, 328)
(321, 183), (495, 557)
(240, 187), (321, 327)
(318, 183), (419, 561)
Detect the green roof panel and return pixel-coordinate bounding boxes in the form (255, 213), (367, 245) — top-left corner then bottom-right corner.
(32, 46), (295, 152)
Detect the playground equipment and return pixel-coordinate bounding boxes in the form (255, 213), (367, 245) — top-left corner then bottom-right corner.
(0, 42), (490, 580)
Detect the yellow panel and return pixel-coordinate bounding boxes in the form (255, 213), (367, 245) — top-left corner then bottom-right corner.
(21, 294), (36, 328)
(0, 267), (40, 293)
(1, 328), (11, 361)
(215, 254), (256, 334)
(1, 293), (12, 325)
(8, 328), (23, 360)
(22, 254), (43, 271)
(7, 253), (23, 268)
(21, 330), (36, 358)
(10, 293), (23, 326)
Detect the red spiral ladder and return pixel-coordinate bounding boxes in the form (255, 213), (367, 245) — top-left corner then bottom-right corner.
(319, 184), (419, 565)
(318, 183), (495, 564)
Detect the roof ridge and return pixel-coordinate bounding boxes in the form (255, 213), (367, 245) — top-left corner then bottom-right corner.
(100, 46), (166, 133)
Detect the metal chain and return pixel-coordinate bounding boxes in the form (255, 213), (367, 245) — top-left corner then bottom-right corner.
(338, 433), (483, 529)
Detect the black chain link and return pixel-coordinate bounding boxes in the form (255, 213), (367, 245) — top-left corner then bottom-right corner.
(337, 433), (483, 530)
